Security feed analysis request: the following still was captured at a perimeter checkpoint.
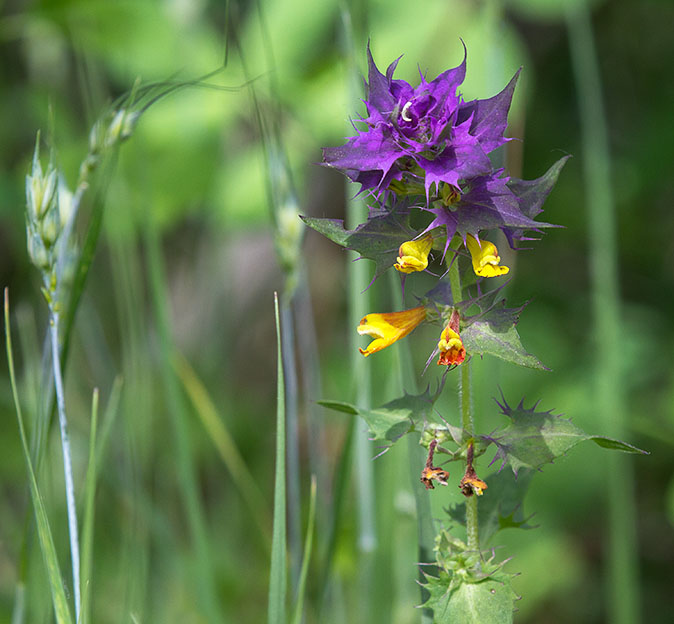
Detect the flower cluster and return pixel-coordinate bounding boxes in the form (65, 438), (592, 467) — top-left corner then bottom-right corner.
(313, 45), (566, 366)
(308, 47), (566, 366)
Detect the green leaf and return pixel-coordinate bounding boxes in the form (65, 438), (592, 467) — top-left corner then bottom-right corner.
(301, 211), (413, 279)
(319, 389), (440, 446)
(448, 469), (535, 545)
(317, 400), (359, 415)
(424, 572), (516, 624)
(462, 318), (546, 370)
(484, 396), (648, 475)
(432, 294), (548, 370)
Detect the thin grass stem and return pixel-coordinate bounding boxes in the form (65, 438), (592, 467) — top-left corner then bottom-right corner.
(49, 311), (81, 621)
(269, 292), (288, 624)
(291, 475), (317, 624)
(6, 289), (74, 624)
(566, 6), (639, 623)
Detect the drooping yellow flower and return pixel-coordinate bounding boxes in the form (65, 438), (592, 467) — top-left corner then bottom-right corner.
(357, 306), (427, 356)
(437, 309), (465, 366)
(437, 325), (466, 366)
(465, 234), (510, 278)
(394, 234), (433, 273)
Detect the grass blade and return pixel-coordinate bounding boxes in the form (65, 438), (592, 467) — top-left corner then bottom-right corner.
(172, 350), (271, 544)
(291, 475), (317, 624)
(5, 288), (74, 624)
(567, 7), (640, 623)
(268, 292), (287, 624)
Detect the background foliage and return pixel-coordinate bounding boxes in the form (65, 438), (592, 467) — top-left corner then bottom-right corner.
(0, 0), (672, 622)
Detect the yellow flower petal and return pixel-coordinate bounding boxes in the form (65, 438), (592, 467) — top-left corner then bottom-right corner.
(357, 306), (427, 356)
(437, 325), (466, 366)
(465, 235), (510, 278)
(394, 234), (433, 274)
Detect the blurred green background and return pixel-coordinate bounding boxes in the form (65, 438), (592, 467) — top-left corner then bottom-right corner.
(1, 0), (673, 622)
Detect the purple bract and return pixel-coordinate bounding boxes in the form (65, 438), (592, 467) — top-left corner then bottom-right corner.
(323, 44), (519, 202)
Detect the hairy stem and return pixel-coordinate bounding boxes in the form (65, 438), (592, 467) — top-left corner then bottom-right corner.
(49, 310), (80, 621)
(447, 242), (478, 551)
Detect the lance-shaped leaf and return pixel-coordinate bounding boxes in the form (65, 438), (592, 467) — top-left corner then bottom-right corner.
(319, 388), (440, 447)
(483, 395), (648, 476)
(301, 210), (413, 279)
(461, 300), (546, 370)
(448, 468), (535, 546)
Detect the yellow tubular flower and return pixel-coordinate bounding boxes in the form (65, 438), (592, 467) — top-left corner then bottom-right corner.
(437, 325), (466, 366)
(394, 234), (433, 273)
(465, 234), (510, 278)
(357, 306), (427, 356)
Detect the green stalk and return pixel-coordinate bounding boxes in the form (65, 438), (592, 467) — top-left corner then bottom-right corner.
(5, 289), (74, 624)
(49, 311), (81, 620)
(389, 273), (433, 624)
(447, 245), (478, 551)
(566, 6), (639, 624)
(80, 387), (98, 624)
(268, 293), (288, 624)
(290, 475), (317, 624)
(342, 0), (376, 562)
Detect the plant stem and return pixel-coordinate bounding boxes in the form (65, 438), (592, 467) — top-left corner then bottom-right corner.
(49, 310), (81, 621)
(460, 364), (478, 551)
(343, 1), (376, 558)
(447, 243), (478, 551)
(567, 7), (639, 624)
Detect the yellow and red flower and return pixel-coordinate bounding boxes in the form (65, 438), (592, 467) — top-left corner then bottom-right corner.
(357, 306), (427, 357)
(437, 310), (466, 366)
(465, 234), (509, 278)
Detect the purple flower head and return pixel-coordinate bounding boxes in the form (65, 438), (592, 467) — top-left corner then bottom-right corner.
(323, 44), (519, 202)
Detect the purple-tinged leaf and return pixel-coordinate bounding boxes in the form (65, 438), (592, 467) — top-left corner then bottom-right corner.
(503, 155), (570, 246)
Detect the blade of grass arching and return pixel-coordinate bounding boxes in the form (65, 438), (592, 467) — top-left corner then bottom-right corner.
(566, 7), (640, 624)
(172, 351), (271, 545)
(388, 273), (434, 624)
(290, 475), (317, 624)
(5, 289), (74, 624)
(269, 292), (288, 624)
(143, 219), (223, 623)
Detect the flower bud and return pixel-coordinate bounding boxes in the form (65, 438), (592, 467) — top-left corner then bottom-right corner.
(26, 225), (50, 271)
(105, 109), (139, 147)
(39, 204), (61, 248)
(58, 178), (74, 229)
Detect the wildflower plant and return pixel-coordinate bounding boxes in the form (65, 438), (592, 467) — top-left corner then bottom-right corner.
(304, 46), (646, 622)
